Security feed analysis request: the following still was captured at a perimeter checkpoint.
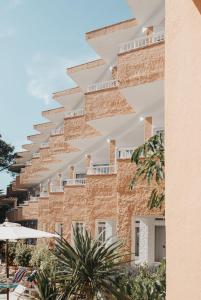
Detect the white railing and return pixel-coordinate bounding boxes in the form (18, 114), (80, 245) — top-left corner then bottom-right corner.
(116, 147), (135, 159)
(87, 165), (117, 175)
(32, 152), (40, 158)
(87, 79), (118, 93)
(50, 185), (64, 193)
(26, 161), (32, 166)
(40, 142), (50, 148)
(51, 126), (64, 136)
(65, 108), (85, 119)
(40, 191), (49, 198)
(64, 178), (86, 186)
(29, 197), (38, 202)
(119, 31), (165, 54)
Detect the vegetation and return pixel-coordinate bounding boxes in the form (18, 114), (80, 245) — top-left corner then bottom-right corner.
(33, 267), (58, 300)
(30, 244), (57, 271)
(117, 262), (166, 300)
(14, 241), (33, 267)
(53, 228), (125, 300)
(0, 134), (16, 173)
(131, 133), (165, 209)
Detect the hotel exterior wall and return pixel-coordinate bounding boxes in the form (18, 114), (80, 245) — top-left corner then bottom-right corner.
(64, 115), (100, 140)
(8, 159), (163, 257)
(166, 0), (201, 299)
(117, 159), (163, 257)
(85, 88), (133, 121)
(118, 43), (165, 88)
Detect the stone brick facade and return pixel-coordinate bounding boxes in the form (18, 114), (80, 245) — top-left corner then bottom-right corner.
(85, 88), (134, 121)
(7, 158), (163, 258)
(118, 42), (165, 88)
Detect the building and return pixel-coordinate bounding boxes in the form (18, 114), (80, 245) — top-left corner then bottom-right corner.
(7, 0), (165, 265)
(166, 0), (201, 299)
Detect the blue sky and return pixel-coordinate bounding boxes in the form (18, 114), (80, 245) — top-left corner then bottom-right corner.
(0, 0), (132, 191)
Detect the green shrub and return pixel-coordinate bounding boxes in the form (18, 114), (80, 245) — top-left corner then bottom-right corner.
(14, 242), (33, 267)
(116, 261), (166, 300)
(30, 244), (57, 271)
(8, 242), (17, 265)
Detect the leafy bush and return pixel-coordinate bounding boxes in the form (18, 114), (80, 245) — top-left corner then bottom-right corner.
(14, 242), (33, 267)
(30, 244), (57, 271)
(8, 242), (17, 265)
(116, 261), (166, 300)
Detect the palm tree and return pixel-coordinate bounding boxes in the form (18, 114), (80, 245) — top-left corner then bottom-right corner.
(130, 132), (165, 209)
(53, 228), (128, 300)
(33, 267), (58, 300)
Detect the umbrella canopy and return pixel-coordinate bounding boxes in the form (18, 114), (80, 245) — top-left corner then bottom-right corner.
(0, 220), (57, 240)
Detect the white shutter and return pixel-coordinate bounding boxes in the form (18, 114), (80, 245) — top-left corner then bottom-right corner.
(55, 223), (62, 235)
(105, 220), (116, 245)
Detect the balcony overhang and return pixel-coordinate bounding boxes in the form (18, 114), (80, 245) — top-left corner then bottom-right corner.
(86, 18), (138, 62)
(33, 122), (56, 134)
(27, 133), (49, 143)
(126, 0), (165, 27)
(67, 59), (108, 91)
(42, 107), (65, 122)
(120, 80), (164, 114)
(52, 87), (83, 110)
(22, 143), (39, 153)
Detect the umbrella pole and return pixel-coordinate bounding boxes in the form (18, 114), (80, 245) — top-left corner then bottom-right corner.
(6, 240), (9, 300)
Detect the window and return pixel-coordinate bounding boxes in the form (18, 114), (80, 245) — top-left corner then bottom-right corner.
(135, 226), (140, 257)
(98, 222), (106, 243)
(97, 220), (116, 245)
(55, 223), (63, 236)
(74, 222), (84, 234)
(76, 173), (86, 179)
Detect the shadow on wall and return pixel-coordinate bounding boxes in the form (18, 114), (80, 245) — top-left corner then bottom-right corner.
(193, 0), (201, 13)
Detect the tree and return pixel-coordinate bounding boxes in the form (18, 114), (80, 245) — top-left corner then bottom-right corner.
(0, 134), (16, 193)
(130, 133), (164, 209)
(0, 134), (16, 172)
(53, 228), (127, 300)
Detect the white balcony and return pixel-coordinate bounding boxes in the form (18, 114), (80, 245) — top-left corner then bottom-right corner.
(50, 185), (64, 193)
(40, 142), (50, 148)
(40, 191), (49, 198)
(64, 178), (86, 186)
(116, 147), (135, 159)
(119, 31), (165, 54)
(32, 152), (40, 158)
(87, 79), (118, 93)
(65, 108), (85, 119)
(51, 126), (64, 136)
(26, 161), (32, 166)
(87, 165), (117, 175)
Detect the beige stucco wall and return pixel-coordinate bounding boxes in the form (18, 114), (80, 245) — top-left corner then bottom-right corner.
(166, 1), (201, 299)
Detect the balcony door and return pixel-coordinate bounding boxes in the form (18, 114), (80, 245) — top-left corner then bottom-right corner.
(155, 225), (166, 262)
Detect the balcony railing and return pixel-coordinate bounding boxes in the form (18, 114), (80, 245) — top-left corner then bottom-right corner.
(29, 196), (39, 202)
(50, 185), (64, 193)
(119, 31), (165, 54)
(51, 126), (64, 136)
(64, 178), (86, 186)
(87, 165), (117, 175)
(116, 147), (135, 159)
(40, 142), (50, 148)
(40, 191), (49, 198)
(65, 108), (85, 119)
(32, 152), (40, 158)
(26, 161), (32, 166)
(87, 79), (118, 93)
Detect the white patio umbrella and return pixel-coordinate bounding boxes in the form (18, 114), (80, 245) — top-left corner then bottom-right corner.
(0, 219), (58, 300)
